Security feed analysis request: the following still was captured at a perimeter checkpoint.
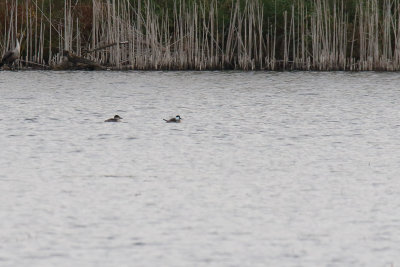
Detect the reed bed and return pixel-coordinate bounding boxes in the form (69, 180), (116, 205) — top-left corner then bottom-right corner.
(2, 0), (400, 70)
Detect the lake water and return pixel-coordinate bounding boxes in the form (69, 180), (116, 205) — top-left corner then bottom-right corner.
(0, 71), (399, 266)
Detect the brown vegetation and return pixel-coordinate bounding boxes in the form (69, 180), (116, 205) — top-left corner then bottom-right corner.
(1, 0), (400, 70)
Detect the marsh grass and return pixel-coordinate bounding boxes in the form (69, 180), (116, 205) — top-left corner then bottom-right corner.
(1, 0), (400, 70)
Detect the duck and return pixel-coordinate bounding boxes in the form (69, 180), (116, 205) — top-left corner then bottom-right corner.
(0, 36), (21, 68)
(105, 115), (122, 122)
(163, 115), (182, 123)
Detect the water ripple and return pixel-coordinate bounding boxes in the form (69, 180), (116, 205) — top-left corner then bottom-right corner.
(1, 71), (400, 267)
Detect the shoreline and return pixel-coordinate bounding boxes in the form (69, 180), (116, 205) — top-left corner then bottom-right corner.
(2, 67), (399, 72)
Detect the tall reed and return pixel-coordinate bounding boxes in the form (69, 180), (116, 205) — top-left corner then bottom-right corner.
(2, 0), (400, 70)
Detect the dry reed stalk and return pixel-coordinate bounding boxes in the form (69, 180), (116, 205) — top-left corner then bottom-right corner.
(3, 0), (400, 70)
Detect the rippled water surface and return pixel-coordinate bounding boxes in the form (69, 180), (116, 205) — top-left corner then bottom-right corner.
(1, 71), (400, 266)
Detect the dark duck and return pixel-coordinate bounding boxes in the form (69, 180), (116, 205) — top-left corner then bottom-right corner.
(163, 115), (182, 123)
(105, 115), (123, 122)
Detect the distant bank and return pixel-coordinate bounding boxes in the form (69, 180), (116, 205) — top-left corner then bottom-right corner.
(1, 0), (400, 71)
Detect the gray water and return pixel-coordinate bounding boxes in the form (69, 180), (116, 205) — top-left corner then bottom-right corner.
(0, 71), (400, 266)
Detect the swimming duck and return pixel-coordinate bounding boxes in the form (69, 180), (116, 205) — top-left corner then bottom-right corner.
(105, 115), (122, 122)
(163, 115), (182, 123)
